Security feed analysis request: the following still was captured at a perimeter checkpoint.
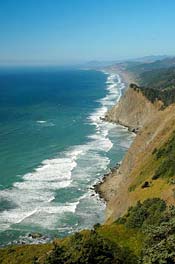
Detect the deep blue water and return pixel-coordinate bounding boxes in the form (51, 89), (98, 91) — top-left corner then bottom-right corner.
(0, 67), (134, 245)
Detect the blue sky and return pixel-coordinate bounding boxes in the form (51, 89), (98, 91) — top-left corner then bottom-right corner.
(0, 0), (175, 64)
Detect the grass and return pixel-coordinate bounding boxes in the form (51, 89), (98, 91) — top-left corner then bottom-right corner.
(0, 243), (53, 264)
(128, 132), (175, 202)
(0, 224), (143, 263)
(97, 224), (143, 257)
(130, 179), (170, 203)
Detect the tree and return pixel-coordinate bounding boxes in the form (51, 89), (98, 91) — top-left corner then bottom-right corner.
(45, 231), (138, 264)
(142, 218), (175, 263)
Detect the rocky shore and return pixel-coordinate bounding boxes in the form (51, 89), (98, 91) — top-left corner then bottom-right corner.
(93, 163), (120, 201)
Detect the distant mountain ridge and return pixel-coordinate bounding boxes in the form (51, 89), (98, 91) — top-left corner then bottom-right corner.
(125, 56), (175, 75)
(82, 55), (171, 68)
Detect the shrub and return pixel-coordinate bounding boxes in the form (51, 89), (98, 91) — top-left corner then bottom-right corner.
(45, 231), (138, 264)
(117, 198), (166, 229)
(141, 181), (150, 188)
(142, 218), (175, 263)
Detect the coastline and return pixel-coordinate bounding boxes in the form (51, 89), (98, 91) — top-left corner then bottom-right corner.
(102, 65), (139, 132)
(94, 67), (136, 214)
(103, 64), (137, 87)
(93, 162), (120, 202)
(94, 66), (174, 223)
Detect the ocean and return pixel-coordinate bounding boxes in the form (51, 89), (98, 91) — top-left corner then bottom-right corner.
(0, 67), (134, 246)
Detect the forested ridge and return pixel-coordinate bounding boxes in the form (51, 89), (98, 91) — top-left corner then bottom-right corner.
(128, 58), (175, 106)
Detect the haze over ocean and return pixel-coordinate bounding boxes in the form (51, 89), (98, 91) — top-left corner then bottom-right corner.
(0, 67), (134, 245)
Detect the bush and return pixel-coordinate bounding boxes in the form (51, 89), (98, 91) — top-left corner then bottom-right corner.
(141, 181), (150, 188)
(117, 198), (166, 229)
(45, 231), (138, 264)
(142, 218), (175, 263)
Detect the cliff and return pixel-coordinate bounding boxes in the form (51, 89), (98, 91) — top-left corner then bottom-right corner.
(100, 87), (175, 223)
(104, 86), (162, 132)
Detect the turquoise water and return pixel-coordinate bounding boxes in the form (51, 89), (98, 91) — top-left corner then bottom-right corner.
(0, 67), (134, 245)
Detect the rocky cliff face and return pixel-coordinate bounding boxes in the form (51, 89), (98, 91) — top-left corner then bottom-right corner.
(100, 87), (175, 223)
(104, 87), (162, 132)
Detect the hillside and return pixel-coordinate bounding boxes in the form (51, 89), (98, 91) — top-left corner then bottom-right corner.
(126, 57), (175, 75)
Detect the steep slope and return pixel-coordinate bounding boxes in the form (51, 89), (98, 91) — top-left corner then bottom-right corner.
(104, 86), (162, 132)
(100, 87), (175, 223)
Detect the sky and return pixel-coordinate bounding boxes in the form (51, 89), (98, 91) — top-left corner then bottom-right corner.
(0, 0), (175, 65)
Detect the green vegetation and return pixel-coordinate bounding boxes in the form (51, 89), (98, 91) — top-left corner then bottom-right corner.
(153, 131), (175, 180)
(126, 57), (175, 75)
(45, 231), (138, 264)
(117, 199), (175, 263)
(142, 206), (175, 263)
(1, 199), (175, 264)
(117, 198), (166, 229)
(0, 243), (52, 264)
(97, 224), (143, 257)
(130, 82), (175, 107)
(139, 67), (175, 90)
(2, 57), (175, 264)
(127, 58), (175, 106)
(45, 199), (175, 264)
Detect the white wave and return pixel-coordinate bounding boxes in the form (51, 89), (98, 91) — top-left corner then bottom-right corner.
(36, 120), (55, 127)
(0, 201), (80, 230)
(41, 201), (79, 214)
(37, 120), (47, 124)
(86, 72), (125, 156)
(0, 208), (38, 228)
(0, 150), (82, 228)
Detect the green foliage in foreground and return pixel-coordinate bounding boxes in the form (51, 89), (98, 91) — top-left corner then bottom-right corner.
(46, 199), (175, 264)
(0, 243), (52, 264)
(97, 224), (143, 257)
(1, 199), (175, 264)
(117, 199), (175, 263)
(45, 231), (138, 264)
(142, 207), (175, 264)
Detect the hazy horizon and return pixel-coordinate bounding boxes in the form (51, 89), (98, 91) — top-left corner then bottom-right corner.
(0, 0), (175, 65)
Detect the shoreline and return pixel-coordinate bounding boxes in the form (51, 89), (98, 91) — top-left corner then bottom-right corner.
(93, 162), (120, 202)
(102, 64), (137, 87)
(94, 67), (136, 209)
(102, 65), (139, 134)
